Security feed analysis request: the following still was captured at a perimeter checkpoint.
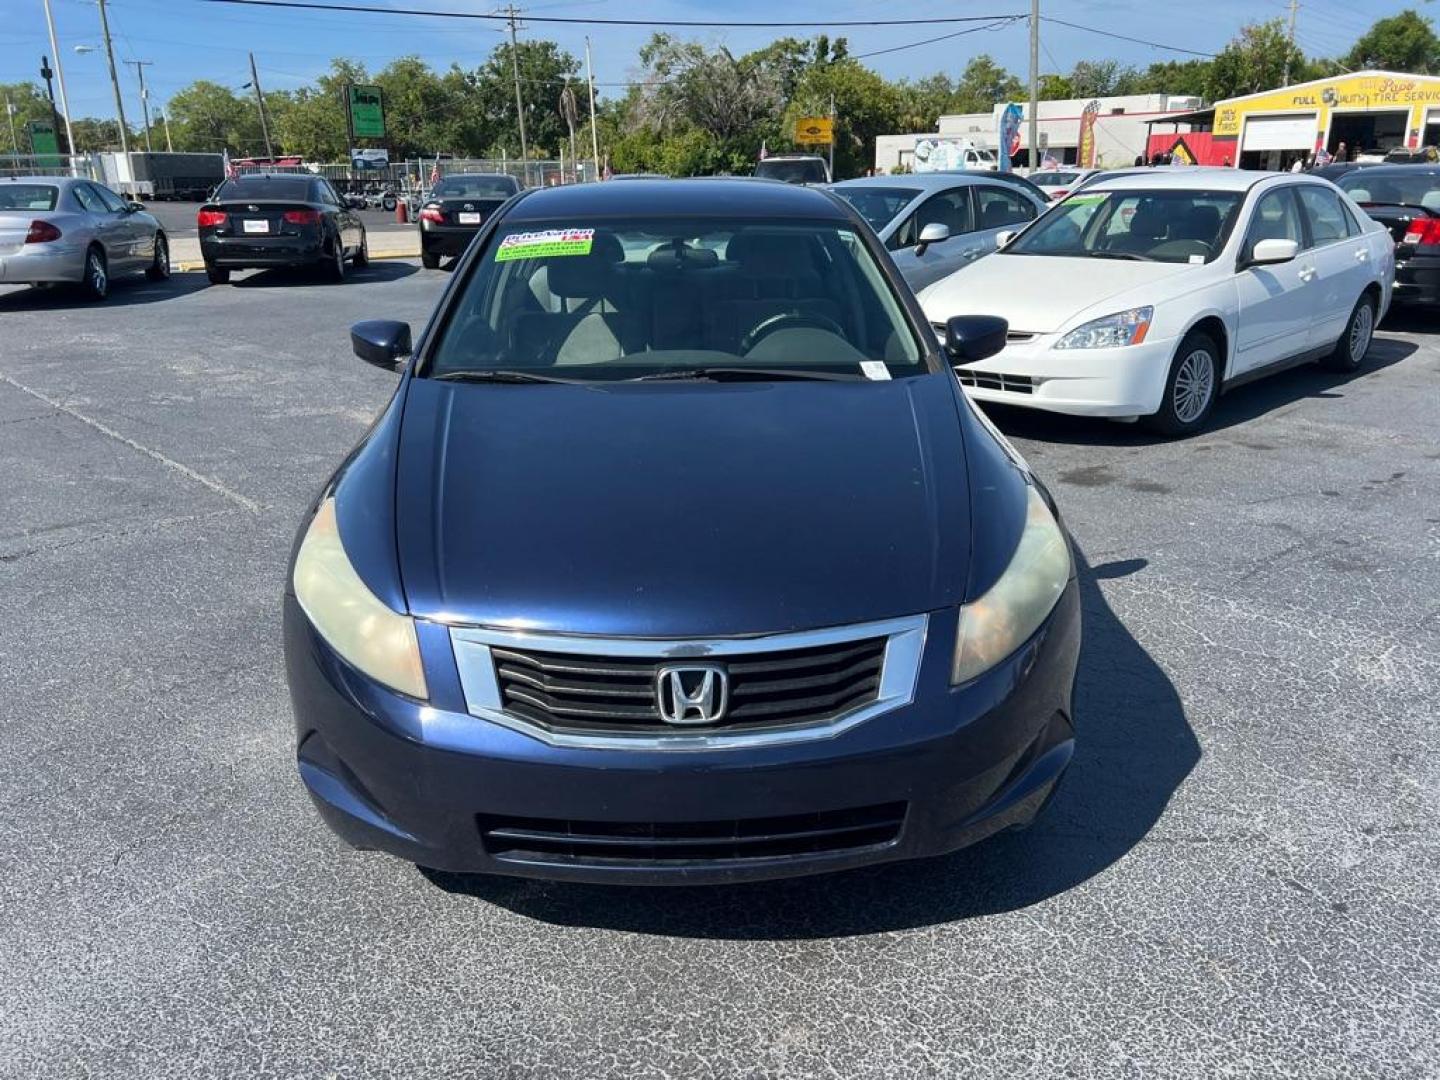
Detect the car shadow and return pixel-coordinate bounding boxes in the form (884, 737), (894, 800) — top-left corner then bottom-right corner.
(227, 261), (419, 288)
(0, 270), (211, 311)
(420, 547), (1199, 938)
(1379, 304), (1440, 335)
(974, 334), (1417, 447)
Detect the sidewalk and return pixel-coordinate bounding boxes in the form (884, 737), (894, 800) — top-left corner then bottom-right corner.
(171, 229), (420, 270)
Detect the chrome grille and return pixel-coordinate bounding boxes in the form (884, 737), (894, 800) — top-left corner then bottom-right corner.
(956, 370), (1036, 394)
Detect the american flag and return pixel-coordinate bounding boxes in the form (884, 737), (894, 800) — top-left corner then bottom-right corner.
(428, 159), (441, 187)
(759, 140), (769, 161)
(223, 148), (237, 179)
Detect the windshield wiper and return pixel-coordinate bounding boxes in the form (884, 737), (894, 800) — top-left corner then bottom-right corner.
(432, 369), (591, 385)
(629, 367), (869, 383)
(1088, 250), (1157, 262)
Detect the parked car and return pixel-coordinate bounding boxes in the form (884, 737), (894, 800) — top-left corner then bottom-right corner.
(830, 173), (1046, 291)
(933, 168), (1051, 204)
(1382, 146), (1440, 165)
(754, 154), (831, 184)
(197, 173), (367, 285)
(1307, 161), (1374, 183)
(1336, 164), (1440, 305)
(0, 175), (170, 299)
(1027, 168), (1100, 202)
(920, 170), (1392, 436)
(284, 178), (1081, 884)
(417, 173), (521, 269)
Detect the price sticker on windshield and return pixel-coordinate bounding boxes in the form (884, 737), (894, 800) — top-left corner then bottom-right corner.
(495, 228), (595, 261)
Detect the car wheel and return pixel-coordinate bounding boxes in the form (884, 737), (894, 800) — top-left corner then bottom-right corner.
(79, 246), (108, 301)
(206, 265), (230, 285)
(353, 231), (369, 268)
(1144, 331), (1220, 437)
(1321, 294), (1375, 373)
(323, 240), (346, 283)
(146, 233), (171, 281)
(421, 249), (441, 270)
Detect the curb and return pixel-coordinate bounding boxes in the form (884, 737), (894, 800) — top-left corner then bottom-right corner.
(174, 250), (421, 273)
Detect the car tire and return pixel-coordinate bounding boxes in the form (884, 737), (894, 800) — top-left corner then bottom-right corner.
(1144, 330), (1220, 437)
(146, 233), (171, 281)
(421, 249), (441, 270)
(1321, 294), (1375, 373)
(322, 239), (346, 283)
(79, 246), (108, 301)
(382, 195), (396, 212)
(206, 266), (230, 285)
(353, 231), (369, 268)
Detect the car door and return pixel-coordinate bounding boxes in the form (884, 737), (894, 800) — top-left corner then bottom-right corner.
(1294, 183), (1372, 349)
(972, 184), (1041, 255)
(72, 183), (133, 269)
(92, 183), (147, 267)
(314, 180), (351, 254)
(887, 188), (979, 291)
(1232, 186), (1316, 374)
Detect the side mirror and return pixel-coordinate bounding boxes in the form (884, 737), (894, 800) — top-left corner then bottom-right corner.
(914, 221), (950, 256)
(944, 314), (1009, 365)
(351, 319), (412, 371)
(126, 201), (145, 213)
(995, 229), (1018, 249)
(1246, 238), (1299, 267)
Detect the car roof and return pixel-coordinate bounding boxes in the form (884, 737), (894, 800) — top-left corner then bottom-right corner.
(1337, 164), (1440, 178)
(1083, 168), (1270, 193)
(437, 172), (517, 181)
(759, 154), (826, 162)
(0, 175), (76, 185)
(505, 178), (850, 221)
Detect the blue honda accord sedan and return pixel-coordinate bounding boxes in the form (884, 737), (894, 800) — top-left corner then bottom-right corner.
(284, 178), (1081, 884)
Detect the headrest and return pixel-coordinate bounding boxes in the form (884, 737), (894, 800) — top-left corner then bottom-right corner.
(544, 231), (623, 298)
(726, 231), (818, 275)
(1421, 191), (1440, 213)
(1129, 201), (1168, 239)
(1173, 204), (1221, 240)
(1346, 187), (1370, 203)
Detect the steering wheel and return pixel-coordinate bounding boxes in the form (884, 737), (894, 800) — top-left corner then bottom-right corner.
(739, 311), (847, 354)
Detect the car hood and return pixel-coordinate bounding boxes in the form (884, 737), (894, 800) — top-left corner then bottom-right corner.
(394, 373), (972, 637)
(920, 254), (1198, 334)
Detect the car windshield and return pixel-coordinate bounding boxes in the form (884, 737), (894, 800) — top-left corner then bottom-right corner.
(1006, 188), (1243, 264)
(433, 176), (518, 199)
(0, 184), (59, 211)
(217, 176), (312, 201)
(832, 187), (919, 232)
(1337, 170), (1440, 208)
(427, 216), (923, 380)
(1030, 171), (1081, 186)
(755, 160), (828, 184)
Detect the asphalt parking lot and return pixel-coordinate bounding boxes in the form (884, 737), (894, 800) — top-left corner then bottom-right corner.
(1, 266), (1437, 1078)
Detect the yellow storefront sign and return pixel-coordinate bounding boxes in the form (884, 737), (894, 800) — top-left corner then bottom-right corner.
(1214, 72), (1440, 138)
(795, 117), (834, 145)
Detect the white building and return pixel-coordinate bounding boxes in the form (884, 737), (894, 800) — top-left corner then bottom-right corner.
(874, 94), (1202, 173)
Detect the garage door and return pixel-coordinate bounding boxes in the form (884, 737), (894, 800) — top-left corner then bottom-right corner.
(1241, 114), (1317, 151)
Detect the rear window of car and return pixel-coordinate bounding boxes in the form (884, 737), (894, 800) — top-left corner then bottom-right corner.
(433, 176), (519, 199)
(755, 159), (829, 184)
(1336, 169), (1440, 210)
(1030, 171), (1081, 185)
(216, 176), (313, 202)
(0, 184), (59, 211)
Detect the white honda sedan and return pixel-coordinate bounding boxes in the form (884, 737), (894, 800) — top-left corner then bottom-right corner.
(919, 169), (1394, 435)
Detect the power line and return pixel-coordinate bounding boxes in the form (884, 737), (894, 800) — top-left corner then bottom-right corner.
(1039, 16), (1217, 58)
(851, 17), (1021, 60)
(197, 0), (1026, 29)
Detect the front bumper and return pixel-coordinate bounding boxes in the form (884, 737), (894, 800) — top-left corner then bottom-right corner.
(1392, 254), (1440, 305)
(419, 223), (480, 257)
(0, 242), (87, 284)
(201, 235), (325, 269)
(953, 332), (1177, 418)
(284, 581), (1081, 884)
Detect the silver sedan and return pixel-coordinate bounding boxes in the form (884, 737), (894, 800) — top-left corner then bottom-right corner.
(0, 175), (171, 299)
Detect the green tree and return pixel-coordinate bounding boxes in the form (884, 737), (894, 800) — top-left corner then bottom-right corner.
(951, 55), (1023, 113)
(1345, 9), (1440, 73)
(1068, 59), (1140, 98)
(273, 58), (367, 161)
(165, 79), (265, 154)
(1038, 73), (1073, 100)
(784, 57), (902, 178)
(1129, 59), (1213, 99)
(67, 116), (130, 152)
(472, 40), (580, 158)
(1208, 20), (1309, 99)
(0, 82), (59, 154)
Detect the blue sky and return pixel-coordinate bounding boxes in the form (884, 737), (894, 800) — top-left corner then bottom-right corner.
(2, 0), (1417, 122)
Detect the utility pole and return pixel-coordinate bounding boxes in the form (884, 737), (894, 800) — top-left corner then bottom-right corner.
(248, 52), (274, 160)
(159, 110), (173, 152)
(506, 5), (530, 186)
(96, 0), (130, 153)
(1282, 0), (1299, 87)
(1028, 0), (1040, 171)
(42, 0), (78, 163)
(4, 99), (19, 166)
(124, 59), (154, 152)
(828, 91), (835, 179)
(585, 36), (599, 179)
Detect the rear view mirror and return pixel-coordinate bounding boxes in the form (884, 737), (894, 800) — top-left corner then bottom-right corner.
(995, 230), (1017, 249)
(944, 315), (1008, 365)
(1247, 238), (1299, 267)
(915, 221), (950, 256)
(351, 319), (412, 371)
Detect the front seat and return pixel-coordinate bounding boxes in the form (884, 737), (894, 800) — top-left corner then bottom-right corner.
(508, 233), (641, 365)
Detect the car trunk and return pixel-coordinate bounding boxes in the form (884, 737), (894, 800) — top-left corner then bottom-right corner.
(0, 213), (34, 257)
(206, 200), (321, 240)
(430, 196), (507, 227)
(1357, 201), (1434, 252)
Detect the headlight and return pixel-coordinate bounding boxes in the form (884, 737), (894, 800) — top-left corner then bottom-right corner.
(951, 486), (1071, 685)
(1054, 306), (1153, 350)
(293, 497), (428, 699)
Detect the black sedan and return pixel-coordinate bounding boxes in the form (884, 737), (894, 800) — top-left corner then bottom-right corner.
(1336, 165), (1440, 305)
(417, 173), (519, 268)
(197, 173), (367, 285)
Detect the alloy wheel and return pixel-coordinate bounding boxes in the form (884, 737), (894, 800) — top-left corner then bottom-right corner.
(1173, 348), (1215, 424)
(88, 251), (107, 297)
(1349, 302), (1374, 364)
